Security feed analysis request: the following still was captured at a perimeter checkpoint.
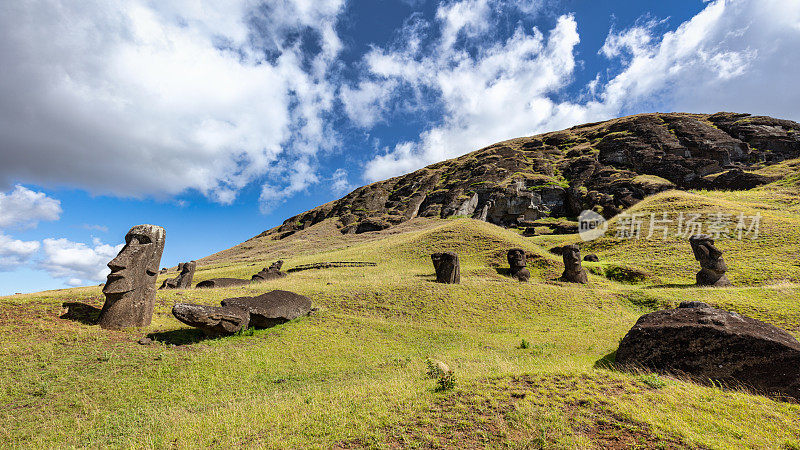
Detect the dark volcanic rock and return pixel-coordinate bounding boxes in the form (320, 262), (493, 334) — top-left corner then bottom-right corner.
(172, 303), (250, 336)
(98, 224), (166, 330)
(560, 244), (588, 283)
(221, 290), (312, 328)
(160, 260), (196, 289)
(431, 251), (461, 284)
(583, 253), (600, 262)
(251, 260), (287, 282)
(195, 278), (250, 289)
(616, 302), (800, 401)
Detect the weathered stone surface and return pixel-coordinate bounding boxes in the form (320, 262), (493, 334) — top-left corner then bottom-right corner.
(160, 260), (196, 289)
(221, 290), (312, 328)
(172, 303), (250, 336)
(560, 244), (588, 283)
(507, 248), (530, 282)
(431, 251), (461, 284)
(98, 224), (165, 330)
(195, 278), (250, 289)
(251, 260), (287, 282)
(583, 253), (600, 262)
(616, 302), (800, 401)
(689, 234), (732, 286)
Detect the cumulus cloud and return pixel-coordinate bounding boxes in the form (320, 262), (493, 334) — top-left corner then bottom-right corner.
(0, 0), (344, 205)
(330, 168), (353, 195)
(0, 185), (62, 229)
(0, 234), (40, 270)
(359, 0), (800, 182)
(39, 237), (123, 285)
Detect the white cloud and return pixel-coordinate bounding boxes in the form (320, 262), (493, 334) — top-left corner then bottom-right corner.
(0, 0), (344, 205)
(39, 238), (123, 285)
(0, 233), (41, 270)
(0, 185), (62, 229)
(331, 168), (353, 195)
(360, 0), (800, 182)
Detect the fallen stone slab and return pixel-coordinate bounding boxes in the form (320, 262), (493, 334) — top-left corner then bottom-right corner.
(616, 301), (800, 401)
(195, 278), (250, 288)
(221, 290), (312, 328)
(172, 303), (250, 336)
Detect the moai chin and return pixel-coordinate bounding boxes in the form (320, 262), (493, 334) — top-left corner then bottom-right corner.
(560, 244), (588, 284)
(689, 235), (732, 287)
(98, 224), (166, 329)
(507, 248), (530, 282)
(431, 251), (461, 284)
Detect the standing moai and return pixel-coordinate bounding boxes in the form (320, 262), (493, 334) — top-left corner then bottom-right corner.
(160, 260), (196, 289)
(560, 244), (588, 283)
(98, 224), (166, 329)
(507, 248), (530, 282)
(689, 235), (732, 286)
(431, 251), (461, 284)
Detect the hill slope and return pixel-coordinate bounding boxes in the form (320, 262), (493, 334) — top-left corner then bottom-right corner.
(263, 112), (799, 239)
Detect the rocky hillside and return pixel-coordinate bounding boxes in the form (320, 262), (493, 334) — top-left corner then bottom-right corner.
(268, 112), (800, 238)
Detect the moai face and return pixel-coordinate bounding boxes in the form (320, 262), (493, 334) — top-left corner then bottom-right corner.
(99, 224), (165, 329)
(562, 245), (582, 272)
(103, 225), (166, 295)
(507, 248), (527, 270)
(689, 235), (727, 273)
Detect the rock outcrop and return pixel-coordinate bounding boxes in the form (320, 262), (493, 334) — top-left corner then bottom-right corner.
(616, 302), (800, 401)
(253, 112), (798, 238)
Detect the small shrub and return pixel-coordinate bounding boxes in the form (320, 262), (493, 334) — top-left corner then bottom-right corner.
(435, 371), (457, 392)
(639, 373), (667, 389)
(517, 339), (530, 349)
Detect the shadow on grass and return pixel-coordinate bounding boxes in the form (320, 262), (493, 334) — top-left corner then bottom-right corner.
(644, 283), (697, 289)
(594, 350), (617, 370)
(60, 302), (101, 325)
(147, 328), (209, 345)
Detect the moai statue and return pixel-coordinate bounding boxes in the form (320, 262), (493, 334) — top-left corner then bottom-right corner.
(98, 225), (166, 329)
(507, 248), (530, 282)
(160, 260), (196, 289)
(251, 260), (287, 282)
(560, 244), (588, 283)
(431, 251), (461, 284)
(689, 235), (732, 286)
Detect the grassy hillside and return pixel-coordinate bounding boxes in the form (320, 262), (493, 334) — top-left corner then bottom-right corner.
(2, 179), (800, 448)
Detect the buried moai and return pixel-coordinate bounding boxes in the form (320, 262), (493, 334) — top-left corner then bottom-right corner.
(507, 248), (530, 282)
(689, 234), (732, 287)
(98, 225), (165, 330)
(251, 260), (287, 282)
(431, 251), (461, 284)
(160, 260), (196, 289)
(560, 244), (588, 284)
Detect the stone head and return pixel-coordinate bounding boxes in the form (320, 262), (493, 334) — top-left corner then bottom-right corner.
(507, 248), (527, 270)
(689, 234), (727, 272)
(103, 224), (166, 295)
(181, 260), (196, 275)
(562, 244), (582, 271)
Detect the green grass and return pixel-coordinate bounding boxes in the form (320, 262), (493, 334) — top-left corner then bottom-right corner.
(2, 178), (800, 448)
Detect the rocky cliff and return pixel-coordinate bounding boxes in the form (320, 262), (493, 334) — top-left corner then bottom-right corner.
(266, 112), (800, 238)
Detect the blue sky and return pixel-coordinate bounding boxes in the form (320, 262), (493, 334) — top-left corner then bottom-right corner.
(1, 0), (799, 295)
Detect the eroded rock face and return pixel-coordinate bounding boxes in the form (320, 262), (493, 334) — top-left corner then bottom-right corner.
(616, 302), (800, 401)
(431, 251), (461, 284)
(507, 248), (530, 282)
(221, 290), (312, 328)
(195, 278), (250, 289)
(98, 224), (165, 330)
(560, 244), (588, 283)
(689, 235), (732, 287)
(160, 260), (196, 289)
(251, 260), (287, 282)
(172, 303), (250, 336)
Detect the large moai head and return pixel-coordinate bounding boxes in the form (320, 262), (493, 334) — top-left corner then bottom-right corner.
(431, 251), (461, 284)
(560, 244), (588, 283)
(98, 224), (165, 329)
(689, 235), (731, 286)
(507, 248), (530, 282)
